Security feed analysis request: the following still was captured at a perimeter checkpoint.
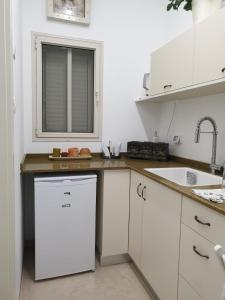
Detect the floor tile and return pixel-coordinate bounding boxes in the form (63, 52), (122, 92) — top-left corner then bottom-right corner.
(20, 251), (152, 300)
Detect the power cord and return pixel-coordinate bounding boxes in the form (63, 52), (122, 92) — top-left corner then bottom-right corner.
(165, 100), (177, 142)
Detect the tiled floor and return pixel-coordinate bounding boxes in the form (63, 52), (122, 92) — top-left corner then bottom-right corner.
(20, 251), (152, 300)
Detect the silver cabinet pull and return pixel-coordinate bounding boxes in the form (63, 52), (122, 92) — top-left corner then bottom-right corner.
(194, 215), (211, 227)
(164, 84), (172, 89)
(193, 246), (209, 259)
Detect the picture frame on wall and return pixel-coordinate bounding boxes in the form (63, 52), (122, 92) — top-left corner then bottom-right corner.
(47, 0), (90, 25)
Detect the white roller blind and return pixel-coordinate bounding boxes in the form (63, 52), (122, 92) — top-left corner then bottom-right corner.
(72, 48), (94, 133)
(42, 44), (94, 134)
(42, 44), (68, 132)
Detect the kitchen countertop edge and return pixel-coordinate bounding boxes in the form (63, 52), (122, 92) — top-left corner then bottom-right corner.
(21, 154), (225, 217)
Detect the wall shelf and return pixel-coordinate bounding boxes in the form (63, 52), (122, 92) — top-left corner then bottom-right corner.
(136, 78), (225, 103)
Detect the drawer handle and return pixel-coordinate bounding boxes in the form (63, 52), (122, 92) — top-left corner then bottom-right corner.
(137, 183), (142, 197)
(194, 216), (211, 227)
(193, 246), (209, 259)
(221, 68), (225, 73)
(164, 84), (172, 89)
(142, 186), (146, 201)
(64, 192), (71, 195)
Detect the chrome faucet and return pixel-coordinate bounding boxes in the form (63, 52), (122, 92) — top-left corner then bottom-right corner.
(194, 116), (221, 174)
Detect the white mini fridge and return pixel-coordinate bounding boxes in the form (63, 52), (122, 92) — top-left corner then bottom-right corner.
(34, 174), (97, 280)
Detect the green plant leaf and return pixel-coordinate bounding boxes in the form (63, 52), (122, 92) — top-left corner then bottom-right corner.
(167, 0), (192, 12)
(167, 3), (173, 11)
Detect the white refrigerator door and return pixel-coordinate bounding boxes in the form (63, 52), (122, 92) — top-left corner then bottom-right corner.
(35, 176), (96, 280)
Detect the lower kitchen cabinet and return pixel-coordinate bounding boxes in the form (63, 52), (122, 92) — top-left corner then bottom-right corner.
(180, 224), (225, 300)
(180, 197), (225, 300)
(129, 171), (145, 269)
(178, 276), (203, 300)
(96, 169), (130, 263)
(129, 171), (182, 300)
(141, 179), (182, 300)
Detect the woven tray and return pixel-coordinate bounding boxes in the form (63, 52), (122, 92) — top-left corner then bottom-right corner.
(127, 141), (169, 161)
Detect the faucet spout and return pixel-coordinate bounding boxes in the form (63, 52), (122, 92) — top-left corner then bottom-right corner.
(194, 116), (220, 174)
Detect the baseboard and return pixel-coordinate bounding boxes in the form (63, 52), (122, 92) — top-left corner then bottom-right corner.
(99, 253), (130, 266)
(129, 258), (160, 300)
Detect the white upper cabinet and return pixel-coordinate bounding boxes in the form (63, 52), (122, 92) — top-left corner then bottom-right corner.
(194, 8), (225, 84)
(150, 29), (194, 96)
(145, 7), (225, 102)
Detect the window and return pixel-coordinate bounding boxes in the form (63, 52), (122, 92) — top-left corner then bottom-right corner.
(33, 33), (102, 140)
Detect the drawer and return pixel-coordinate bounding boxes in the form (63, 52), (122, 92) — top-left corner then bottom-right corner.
(178, 276), (202, 300)
(180, 224), (225, 300)
(182, 196), (225, 247)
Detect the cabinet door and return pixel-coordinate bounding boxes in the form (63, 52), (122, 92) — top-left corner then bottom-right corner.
(141, 179), (182, 300)
(180, 224), (225, 300)
(194, 8), (225, 84)
(150, 29), (194, 95)
(182, 196), (225, 247)
(178, 276), (202, 300)
(129, 171), (144, 268)
(100, 170), (130, 257)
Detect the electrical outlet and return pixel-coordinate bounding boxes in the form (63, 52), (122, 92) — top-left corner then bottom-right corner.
(172, 135), (182, 145)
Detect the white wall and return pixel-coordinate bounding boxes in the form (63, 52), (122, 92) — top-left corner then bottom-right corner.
(20, 0), (225, 159)
(152, 4), (225, 166)
(161, 0), (192, 42)
(158, 95), (225, 165)
(22, 0), (167, 153)
(12, 0), (24, 298)
(0, 0), (19, 299)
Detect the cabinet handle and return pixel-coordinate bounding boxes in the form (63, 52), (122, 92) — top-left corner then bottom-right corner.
(137, 183), (142, 197)
(64, 192), (71, 195)
(164, 84), (172, 89)
(221, 68), (225, 73)
(142, 186), (146, 201)
(193, 246), (209, 259)
(194, 216), (211, 227)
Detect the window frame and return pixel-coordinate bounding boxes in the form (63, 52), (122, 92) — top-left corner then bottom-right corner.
(32, 32), (103, 141)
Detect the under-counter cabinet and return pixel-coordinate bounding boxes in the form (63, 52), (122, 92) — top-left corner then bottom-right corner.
(179, 196), (225, 300)
(96, 169), (130, 265)
(129, 171), (145, 269)
(178, 275), (202, 300)
(194, 8), (225, 85)
(129, 171), (182, 300)
(150, 29), (194, 96)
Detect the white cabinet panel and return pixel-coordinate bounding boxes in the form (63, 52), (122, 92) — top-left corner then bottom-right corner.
(178, 276), (203, 300)
(141, 179), (182, 300)
(194, 8), (225, 84)
(150, 29), (194, 95)
(182, 196), (225, 247)
(99, 170), (130, 257)
(129, 171), (145, 268)
(180, 224), (225, 300)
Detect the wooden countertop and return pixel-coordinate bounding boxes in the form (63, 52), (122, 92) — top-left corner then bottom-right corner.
(21, 154), (225, 216)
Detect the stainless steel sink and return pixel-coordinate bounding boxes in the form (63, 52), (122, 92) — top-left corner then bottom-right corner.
(144, 167), (222, 187)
